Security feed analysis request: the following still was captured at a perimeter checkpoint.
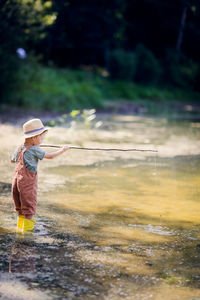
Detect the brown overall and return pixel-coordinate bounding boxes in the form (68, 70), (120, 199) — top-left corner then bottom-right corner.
(12, 145), (38, 216)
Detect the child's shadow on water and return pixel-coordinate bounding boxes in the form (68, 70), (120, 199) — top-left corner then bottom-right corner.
(8, 217), (53, 274)
(9, 239), (38, 273)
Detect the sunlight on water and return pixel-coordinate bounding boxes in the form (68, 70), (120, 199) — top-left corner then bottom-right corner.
(0, 115), (200, 299)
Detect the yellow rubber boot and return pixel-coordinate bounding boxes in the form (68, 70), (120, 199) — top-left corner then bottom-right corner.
(16, 215), (24, 233)
(23, 218), (35, 232)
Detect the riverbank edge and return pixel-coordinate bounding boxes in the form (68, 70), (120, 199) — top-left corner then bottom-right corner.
(1, 100), (200, 126)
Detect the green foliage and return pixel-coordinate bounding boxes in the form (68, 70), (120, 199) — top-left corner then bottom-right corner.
(164, 49), (199, 88)
(13, 58), (103, 111)
(48, 109), (100, 130)
(45, 0), (126, 66)
(1, 0), (200, 101)
(70, 110), (80, 118)
(0, 0), (23, 100)
(106, 45), (163, 85)
(134, 44), (162, 84)
(107, 49), (136, 80)
(2, 57), (200, 113)
(0, 0), (55, 101)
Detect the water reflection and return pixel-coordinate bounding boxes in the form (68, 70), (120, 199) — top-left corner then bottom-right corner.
(9, 238), (37, 273)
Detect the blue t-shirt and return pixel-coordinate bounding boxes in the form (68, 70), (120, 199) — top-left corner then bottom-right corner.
(11, 145), (45, 173)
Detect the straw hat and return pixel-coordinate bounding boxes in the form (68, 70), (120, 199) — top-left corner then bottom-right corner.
(23, 118), (48, 138)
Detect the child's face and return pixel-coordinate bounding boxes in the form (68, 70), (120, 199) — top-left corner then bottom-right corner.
(33, 132), (46, 145)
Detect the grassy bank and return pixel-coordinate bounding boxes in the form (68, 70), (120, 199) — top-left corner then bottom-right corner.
(4, 61), (200, 114)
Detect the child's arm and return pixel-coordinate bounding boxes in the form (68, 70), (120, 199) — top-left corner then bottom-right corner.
(10, 148), (19, 163)
(44, 146), (69, 159)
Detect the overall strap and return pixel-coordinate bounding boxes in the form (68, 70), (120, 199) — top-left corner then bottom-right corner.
(18, 145), (23, 154)
(16, 145), (26, 163)
(22, 144), (33, 155)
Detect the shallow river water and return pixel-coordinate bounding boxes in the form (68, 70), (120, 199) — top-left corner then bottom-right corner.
(0, 114), (200, 299)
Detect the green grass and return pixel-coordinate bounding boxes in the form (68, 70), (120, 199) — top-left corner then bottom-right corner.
(7, 60), (200, 113)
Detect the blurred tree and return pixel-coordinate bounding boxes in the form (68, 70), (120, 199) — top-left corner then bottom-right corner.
(182, 0), (200, 61)
(1, 0), (200, 102)
(176, 0), (188, 52)
(134, 44), (162, 84)
(0, 0), (24, 102)
(124, 0), (200, 59)
(106, 49), (136, 80)
(0, 0), (56, 103)
(43, 0), (126, 66)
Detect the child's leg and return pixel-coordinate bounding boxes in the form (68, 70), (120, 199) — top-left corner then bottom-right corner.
(12, 179), (24, 232)
(12, 178), (22, 215)
(19, 177), (37, 232)
(25, 214), (33, 219)
(20, 183), (37, 217)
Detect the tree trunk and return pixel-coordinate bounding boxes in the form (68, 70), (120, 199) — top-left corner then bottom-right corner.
(176, 2), (188, 52)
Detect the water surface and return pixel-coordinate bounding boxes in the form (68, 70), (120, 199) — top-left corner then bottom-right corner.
(0, 114), (200, 299)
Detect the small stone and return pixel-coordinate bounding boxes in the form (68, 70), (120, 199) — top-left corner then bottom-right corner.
(145, 262), (153, 266)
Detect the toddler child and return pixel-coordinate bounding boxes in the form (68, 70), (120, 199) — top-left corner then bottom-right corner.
(11, 118), (68, 233)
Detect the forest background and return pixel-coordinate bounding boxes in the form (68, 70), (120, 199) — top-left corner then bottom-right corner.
(1, 0), (200, 114)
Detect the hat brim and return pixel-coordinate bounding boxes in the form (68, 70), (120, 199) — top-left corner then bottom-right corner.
(24, 128), (48, 139)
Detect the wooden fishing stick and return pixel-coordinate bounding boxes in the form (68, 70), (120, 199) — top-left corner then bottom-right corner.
(40, 144), (158, 153)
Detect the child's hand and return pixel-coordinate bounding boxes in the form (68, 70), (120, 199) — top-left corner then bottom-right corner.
(45, 145), (69, 159)
(62, 145), (69, 152)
